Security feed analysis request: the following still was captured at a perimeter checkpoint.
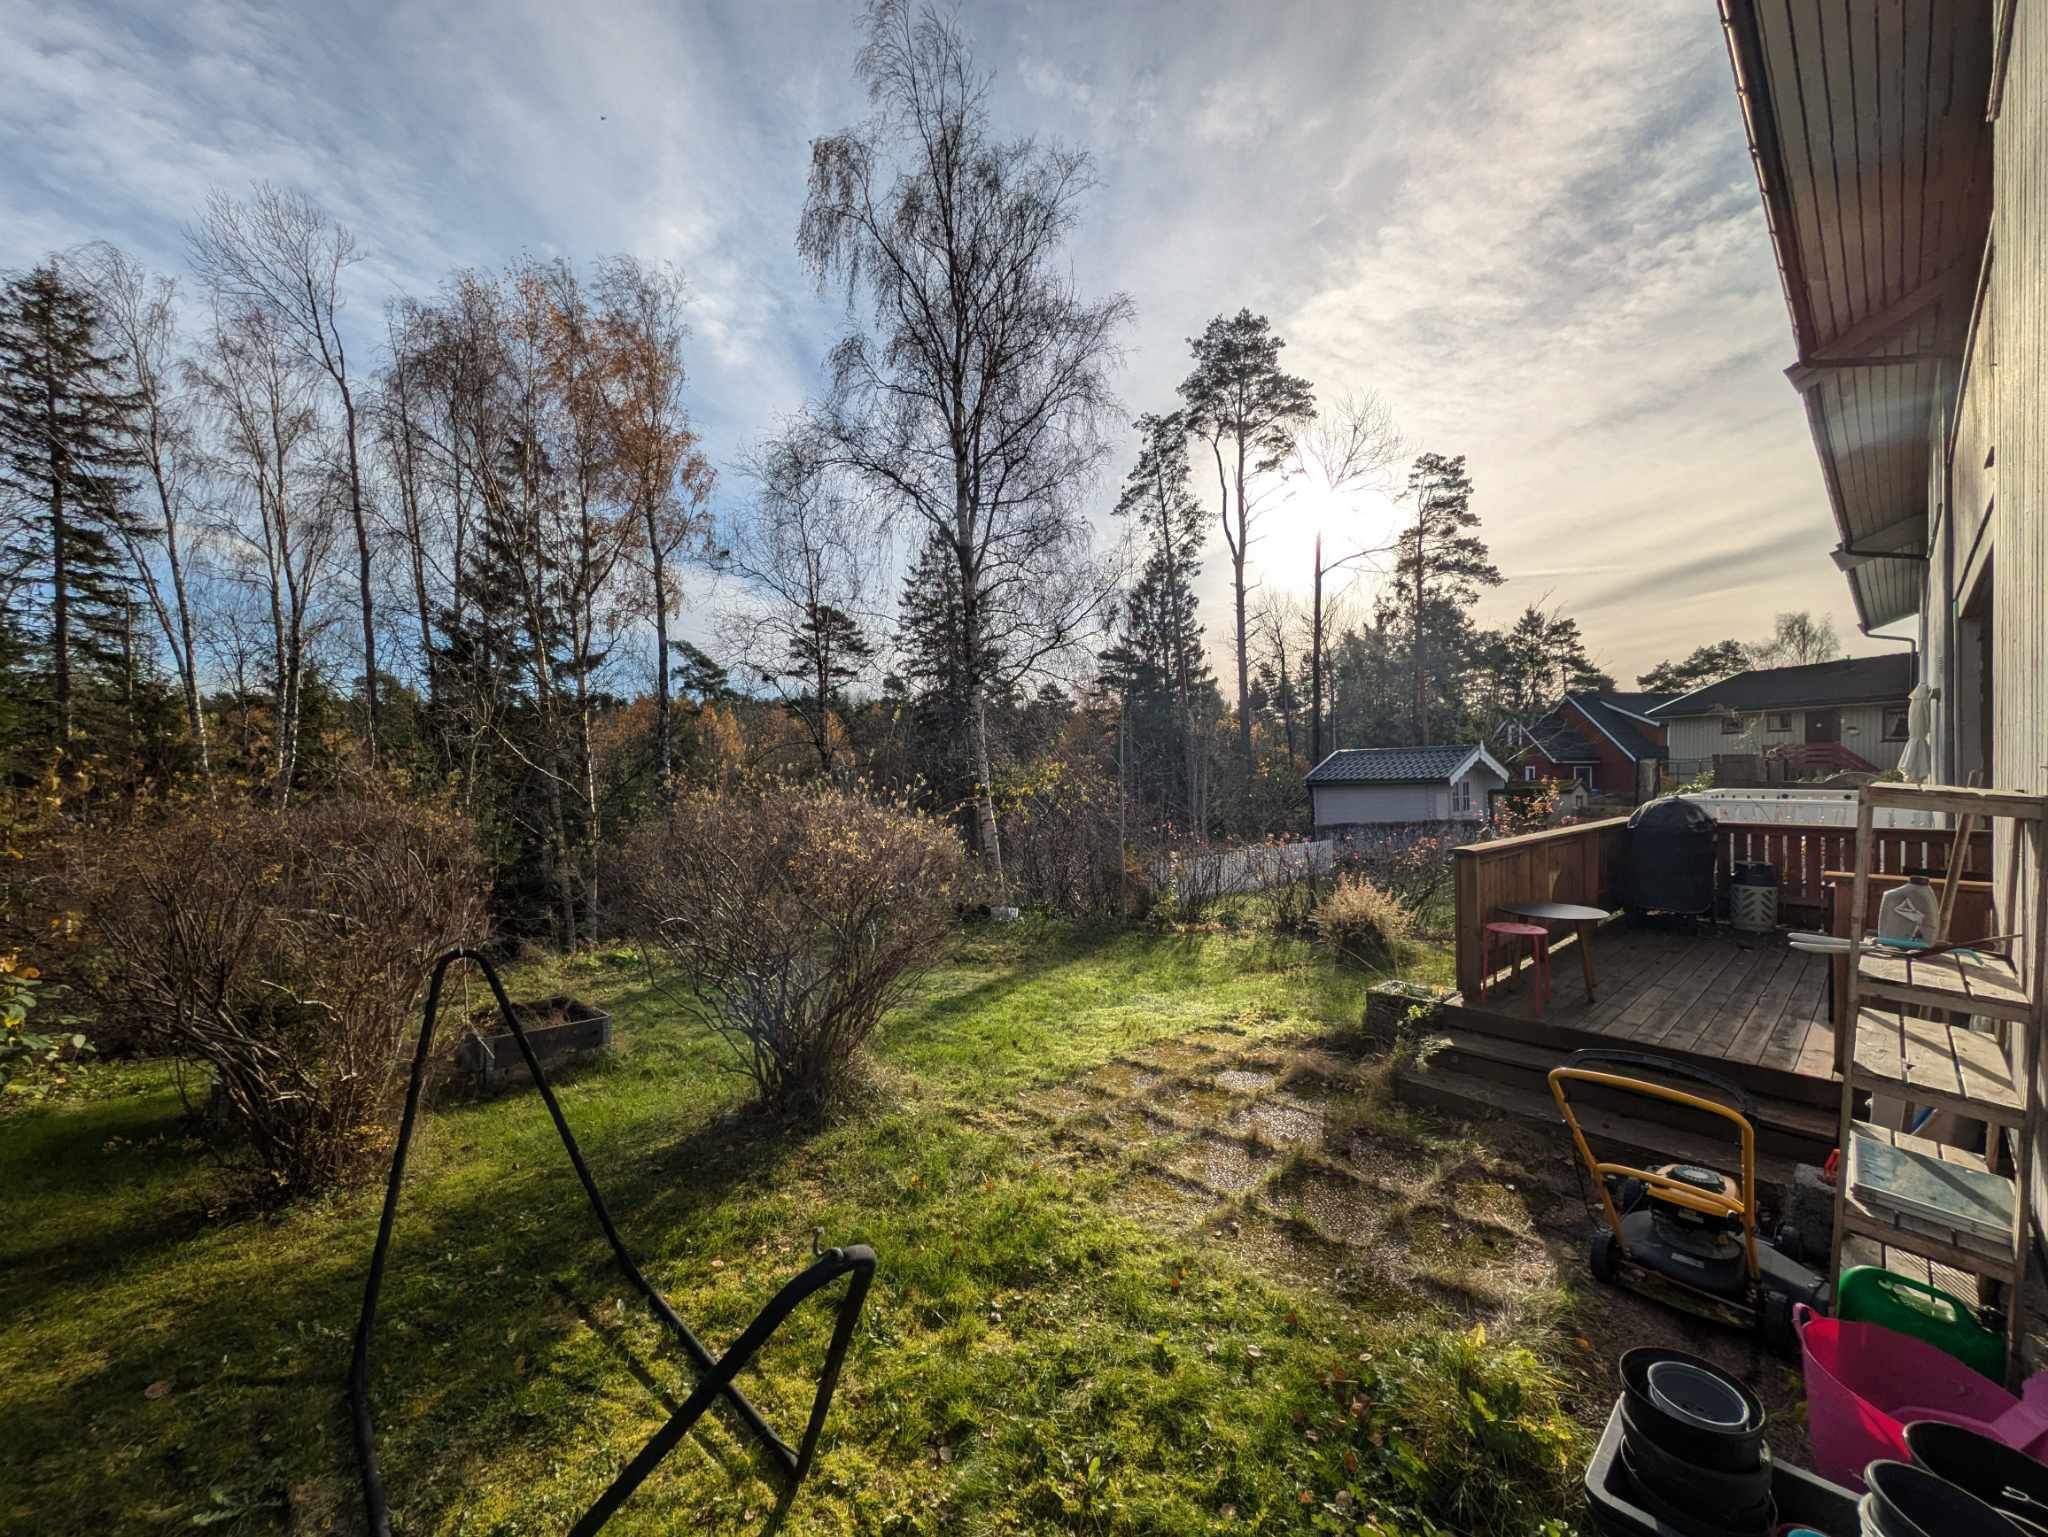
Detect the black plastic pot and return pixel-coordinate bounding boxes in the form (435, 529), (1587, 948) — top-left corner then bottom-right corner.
(1618, 1404), (1774, 1528)
(1648, 1359), (1753, 1432)
(1864, 1460), (2027, 1537)
(1903, 1422), (2048, 1536)
(1618, 1347), (1767, 1474)
(1583, 1399), (1857, 1537)
(1619, 1445), (1774, 1536)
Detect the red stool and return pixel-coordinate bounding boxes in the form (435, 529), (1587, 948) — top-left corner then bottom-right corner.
(1481, 921), (1551, 1006)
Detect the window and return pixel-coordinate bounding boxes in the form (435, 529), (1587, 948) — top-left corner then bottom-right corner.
(1573, 765), (1593, 787)
(1769, 712), (1793, 731)
(1883, 707), (1910, 742)
(1522, 766), (1537, 783)
(1720, 713), (1745, 735)
(1452, 778), (1473, 814)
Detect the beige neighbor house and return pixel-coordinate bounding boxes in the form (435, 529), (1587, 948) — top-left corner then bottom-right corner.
(1650, 654), (1916, 782)
(1304, 746), (1509, 832)
(1721, 0), (2048, 1327)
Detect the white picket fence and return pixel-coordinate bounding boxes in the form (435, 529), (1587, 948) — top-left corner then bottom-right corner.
(1153, 840), (1336, 901)
(1155, 823), (1463, 903)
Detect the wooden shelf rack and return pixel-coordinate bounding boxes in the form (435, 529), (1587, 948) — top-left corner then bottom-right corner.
(1831, 781), (2048, 1383)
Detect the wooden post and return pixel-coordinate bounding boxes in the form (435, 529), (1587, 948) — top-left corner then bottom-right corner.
(1454, 848), (1483, 998)
(1935, 813), (1977, 942)
(1828, 792), (1877, 1296)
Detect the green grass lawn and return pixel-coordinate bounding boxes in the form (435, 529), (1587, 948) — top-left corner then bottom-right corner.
(0, 922), (1579, 1536)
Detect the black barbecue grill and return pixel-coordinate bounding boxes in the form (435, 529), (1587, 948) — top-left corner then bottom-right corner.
(1616, 795), (1716, 916)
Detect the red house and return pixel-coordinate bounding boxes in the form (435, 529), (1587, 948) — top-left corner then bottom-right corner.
(1512, 692), (1671, 804)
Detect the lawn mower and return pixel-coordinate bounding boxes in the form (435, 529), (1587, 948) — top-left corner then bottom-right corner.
(1549, 1049), (1827, 1352)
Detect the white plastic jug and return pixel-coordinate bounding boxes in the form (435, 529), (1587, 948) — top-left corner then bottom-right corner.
(1877, 878), (1939, 942)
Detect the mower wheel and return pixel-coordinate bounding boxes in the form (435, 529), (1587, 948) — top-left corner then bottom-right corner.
(1589, 1227), (1619, 1284)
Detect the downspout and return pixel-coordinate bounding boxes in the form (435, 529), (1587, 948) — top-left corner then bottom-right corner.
(1940, 369), (1960, 786)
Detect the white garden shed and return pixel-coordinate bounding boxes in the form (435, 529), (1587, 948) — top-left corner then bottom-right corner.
(1304, 745), (1510, 831)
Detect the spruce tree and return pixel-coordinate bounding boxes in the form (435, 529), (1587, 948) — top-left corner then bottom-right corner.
(897, 527), (1000, 818)
(1104, 410), (1211, 829)
(1392, 453), (1500, 742)
(0, 261), (145, 749)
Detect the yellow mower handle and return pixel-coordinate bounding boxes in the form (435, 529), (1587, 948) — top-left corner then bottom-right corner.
(1548, 1065), (1760, 1279)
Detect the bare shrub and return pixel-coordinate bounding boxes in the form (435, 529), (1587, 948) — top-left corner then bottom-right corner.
(996, 755), (1132, 920)
(1314, 876), (1414, 971)
(620, 784), (965, 1118)
(65, 794), (487, 1199)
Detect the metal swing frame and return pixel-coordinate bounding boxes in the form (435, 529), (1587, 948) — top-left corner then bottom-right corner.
(348, 948), (876, 1535)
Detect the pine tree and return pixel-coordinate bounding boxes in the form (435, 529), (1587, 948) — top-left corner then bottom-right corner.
(1178, 313), (1315, 762)
(671, 641), (733, 711)
(0, 261), (145, 749)
(781, 601), (873, 772)
(1392, 452), (1500, 742)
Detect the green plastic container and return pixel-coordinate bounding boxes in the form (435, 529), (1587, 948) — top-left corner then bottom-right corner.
(1834, 1265), (2004, 1381)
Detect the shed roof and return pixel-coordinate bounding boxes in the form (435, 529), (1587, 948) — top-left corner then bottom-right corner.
(1521, 713), (1597, 766)
(1569, 694), (1669, 762)
(1649, 653), (1914, 717)
(1305, 745), (1505, 786)
(1602, 692), (1676, 720)
(1718, 0), (1994, 630)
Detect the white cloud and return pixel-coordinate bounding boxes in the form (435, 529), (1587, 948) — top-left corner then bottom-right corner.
(0, 0), (1857, 685)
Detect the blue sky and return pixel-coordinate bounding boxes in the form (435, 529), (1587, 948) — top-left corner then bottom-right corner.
(0, 0), (1875, 683)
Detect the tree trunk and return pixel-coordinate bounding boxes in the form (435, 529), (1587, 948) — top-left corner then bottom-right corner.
(971, 690), (1003, 890)
(337, 379), (379, 756)
(49, 468), (70, 746)
(645, 502), (673, 796)
(162, 516), (210, 787)
(1411, 510), (1427, 743)
(1311, 536), (1324, 764)
(1233, 458), (1251, 763)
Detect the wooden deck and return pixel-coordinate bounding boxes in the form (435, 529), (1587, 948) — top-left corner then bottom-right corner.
(1443, 921), (1838, 1097)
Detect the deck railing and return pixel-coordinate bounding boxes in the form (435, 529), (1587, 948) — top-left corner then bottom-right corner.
(1714, 821), (1991, 920)
(1451, 817), (1992, 999)
(1452, 818), (1627, 998)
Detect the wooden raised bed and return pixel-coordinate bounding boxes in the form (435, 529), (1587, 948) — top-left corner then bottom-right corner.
(451, 995), (612, 1094)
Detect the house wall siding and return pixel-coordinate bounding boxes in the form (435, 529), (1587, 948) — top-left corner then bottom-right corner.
(1313, 784), (1443, 826)
(1569, 702), (1657, 797)
(1662, 704), (1907, 772)
(1312, 769), (1503, 828)
(1992, 0), (2048, 1232)
(1923, 0), (2048, 1262)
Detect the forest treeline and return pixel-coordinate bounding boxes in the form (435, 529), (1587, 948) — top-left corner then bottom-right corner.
(0, 2), (1830, 941)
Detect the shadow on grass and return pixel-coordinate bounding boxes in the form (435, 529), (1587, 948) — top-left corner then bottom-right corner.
(3, 1084), (860, 1534)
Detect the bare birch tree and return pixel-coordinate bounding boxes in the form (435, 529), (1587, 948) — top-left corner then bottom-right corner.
(796, 0), (1131, 887)
(188, 304), (333, 801)
(727, 434), (879, 774)
(1296, 388), (1402, 763)
(77, 243), (213, 785)
(188, 183), (381, 755)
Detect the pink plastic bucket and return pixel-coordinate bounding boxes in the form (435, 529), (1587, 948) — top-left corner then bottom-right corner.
(1796, 1304), (2022, 1490)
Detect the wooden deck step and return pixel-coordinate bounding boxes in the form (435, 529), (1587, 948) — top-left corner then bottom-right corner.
(1433, 990), (1840, 1109)
(1406, 1027), (1836, 1164)
(1393, 1056), (1805, 1193)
